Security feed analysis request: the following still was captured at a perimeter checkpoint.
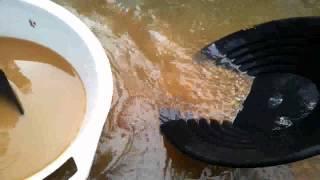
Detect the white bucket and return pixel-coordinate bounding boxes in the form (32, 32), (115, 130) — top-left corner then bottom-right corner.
(0, 0), (113, 179)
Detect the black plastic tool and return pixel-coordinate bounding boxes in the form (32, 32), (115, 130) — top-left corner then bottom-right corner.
(0, 69), (24, 114)
(160, 17), (320, 167)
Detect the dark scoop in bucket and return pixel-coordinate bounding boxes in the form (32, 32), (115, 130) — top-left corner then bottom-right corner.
(160, 17), (320, 167)
(0, 69), (24, 114)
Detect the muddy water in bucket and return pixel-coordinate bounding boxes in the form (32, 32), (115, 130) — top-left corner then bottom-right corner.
(0, 37), (86, 179)
(55, 0), (320, 179)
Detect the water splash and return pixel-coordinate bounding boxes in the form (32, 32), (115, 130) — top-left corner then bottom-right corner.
(268, 94), (283, 109)
(273, 116), (293, 131)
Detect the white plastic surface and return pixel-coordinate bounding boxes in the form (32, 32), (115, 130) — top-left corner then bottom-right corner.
(0, 0), (113, 179)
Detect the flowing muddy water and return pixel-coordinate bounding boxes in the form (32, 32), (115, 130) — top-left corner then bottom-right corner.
(56, 0), (320, 179)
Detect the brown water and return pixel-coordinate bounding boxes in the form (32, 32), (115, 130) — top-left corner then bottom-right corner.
(0, 37), (86, 180)
(54, 0), (320, 179)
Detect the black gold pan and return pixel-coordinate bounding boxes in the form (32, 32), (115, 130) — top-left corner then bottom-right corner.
(160, 17), (320, 167)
